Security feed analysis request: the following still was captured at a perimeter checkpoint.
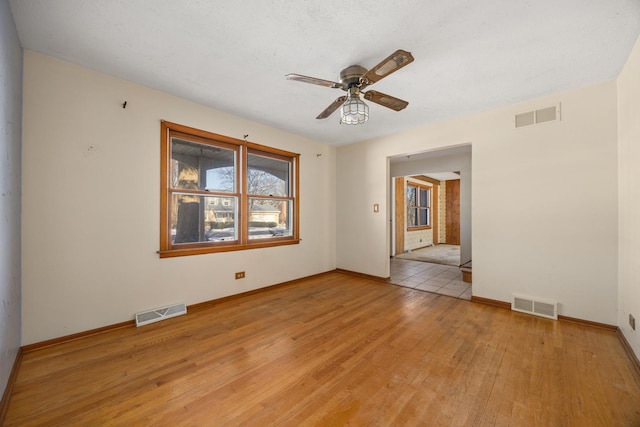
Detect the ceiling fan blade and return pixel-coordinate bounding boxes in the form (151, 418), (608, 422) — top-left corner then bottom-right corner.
(362, 49), (414, 85)
(285, 73), (341, 89)
(363, 90), (409, 111)
(316, 96), (347, 119)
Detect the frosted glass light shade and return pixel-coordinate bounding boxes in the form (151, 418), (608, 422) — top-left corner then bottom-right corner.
(340, 90), (369, 125)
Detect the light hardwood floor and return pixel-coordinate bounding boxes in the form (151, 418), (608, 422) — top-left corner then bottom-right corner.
(4, 272), (640, 426)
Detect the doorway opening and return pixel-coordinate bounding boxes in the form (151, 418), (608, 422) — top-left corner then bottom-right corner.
(388, 145), (471, 299)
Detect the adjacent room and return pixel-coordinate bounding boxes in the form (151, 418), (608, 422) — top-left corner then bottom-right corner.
(1, 0), (640, 424)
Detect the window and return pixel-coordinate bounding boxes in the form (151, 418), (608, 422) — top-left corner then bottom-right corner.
(160, 121), (299, 257)
(407, 183), (431, 229)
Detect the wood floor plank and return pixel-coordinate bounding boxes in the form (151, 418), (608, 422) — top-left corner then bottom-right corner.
(4, 272), (640, 426)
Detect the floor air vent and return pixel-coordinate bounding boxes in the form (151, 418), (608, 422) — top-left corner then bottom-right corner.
(512, 294), (557, 320)
(135, 303), (187, 327)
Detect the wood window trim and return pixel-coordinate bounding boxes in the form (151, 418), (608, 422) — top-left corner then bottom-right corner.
(159, 121), (300, 258)
(407, 225), (432, 231)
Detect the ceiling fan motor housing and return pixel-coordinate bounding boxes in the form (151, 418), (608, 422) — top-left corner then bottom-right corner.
(339, 65), (368, 89)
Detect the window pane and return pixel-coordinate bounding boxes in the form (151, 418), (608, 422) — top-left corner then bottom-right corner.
(247, 153), (290, 196)
(419, 188), (430, 207)
(407, 186), (416, 207)
(248, 198), (292, 239)
(171, 194), (237, 243)
(407, 207), (418, 227)
(419, 207), (429, 226)
(171, 138), (235, 192)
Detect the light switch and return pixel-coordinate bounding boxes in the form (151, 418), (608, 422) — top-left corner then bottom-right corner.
(373, 204), (379, 213)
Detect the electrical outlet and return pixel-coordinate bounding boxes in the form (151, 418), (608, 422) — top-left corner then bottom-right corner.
(235, 271), (245, 280)
(630, 314), (636, 331)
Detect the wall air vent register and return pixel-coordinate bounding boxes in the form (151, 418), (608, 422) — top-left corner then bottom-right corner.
(515, 104), (561, 128)
(512, 294), (558, 320)
(135, 303), (187, 327)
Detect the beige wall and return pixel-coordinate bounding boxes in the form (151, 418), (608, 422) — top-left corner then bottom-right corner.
(21, 51), (337, 344)
(338, 81), (619, 324)
(617, 35), (640, 357)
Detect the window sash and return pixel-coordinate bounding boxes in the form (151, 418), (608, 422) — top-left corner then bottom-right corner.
(171, 137), (237, 193)
(247, 151), (291, 197)
(171, 194), (239, 245)
(248, 198), (293, 240)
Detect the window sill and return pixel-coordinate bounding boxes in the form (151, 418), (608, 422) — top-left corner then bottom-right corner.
(158, 238), (301, 258)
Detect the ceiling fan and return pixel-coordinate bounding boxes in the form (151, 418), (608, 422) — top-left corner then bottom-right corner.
(285, 49), (414, 124)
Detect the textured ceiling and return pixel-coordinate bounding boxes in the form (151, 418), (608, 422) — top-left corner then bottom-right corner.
(8, 0), (640, 146)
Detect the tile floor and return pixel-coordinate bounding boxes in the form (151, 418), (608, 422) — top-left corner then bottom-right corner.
(390, 257), (472, 300)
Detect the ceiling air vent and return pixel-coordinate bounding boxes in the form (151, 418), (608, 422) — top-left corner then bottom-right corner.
(515, 104), (560, 128)
(512, 294), (557, 320)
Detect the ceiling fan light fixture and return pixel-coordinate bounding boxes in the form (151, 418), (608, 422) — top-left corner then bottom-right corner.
(340, 87), (368, 125)
(286, 49), (413, 123)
